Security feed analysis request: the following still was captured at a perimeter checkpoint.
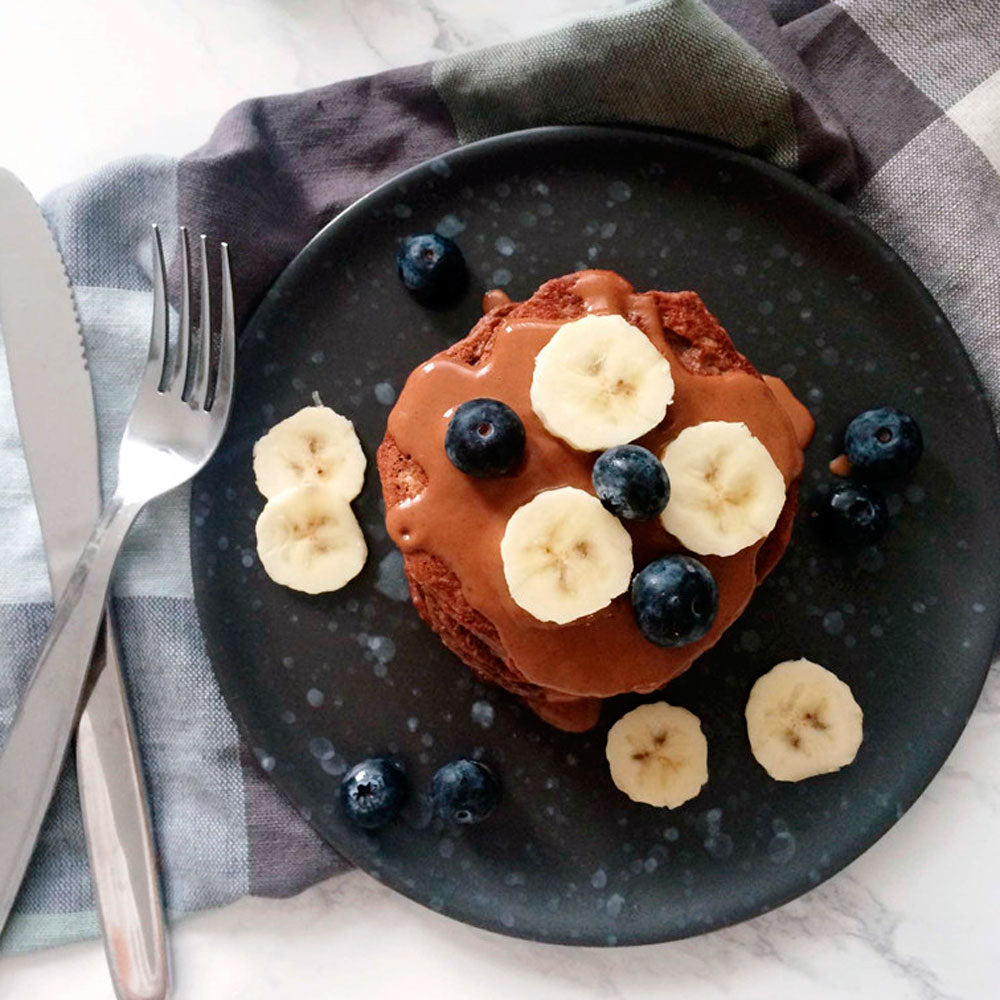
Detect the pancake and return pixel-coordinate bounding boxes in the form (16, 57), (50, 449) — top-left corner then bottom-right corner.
(377, 271), (813, 731)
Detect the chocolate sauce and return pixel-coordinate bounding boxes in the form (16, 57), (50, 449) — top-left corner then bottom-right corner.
(386, 272), (813, 700)
(481, 289), (512, 312)
(829, 453), (852, 477)
(762, 375), (814, 451)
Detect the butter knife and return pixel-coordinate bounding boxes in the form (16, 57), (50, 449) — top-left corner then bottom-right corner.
(0, 168), (169, 999)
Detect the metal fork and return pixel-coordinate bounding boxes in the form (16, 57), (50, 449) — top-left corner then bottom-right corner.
(0, 225), (234, 934)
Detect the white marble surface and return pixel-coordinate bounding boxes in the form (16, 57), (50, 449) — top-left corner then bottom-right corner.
(0, 1), (998, 998)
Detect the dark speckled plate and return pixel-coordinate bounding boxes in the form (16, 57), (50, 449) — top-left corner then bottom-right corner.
(190, 126), (1000, 945)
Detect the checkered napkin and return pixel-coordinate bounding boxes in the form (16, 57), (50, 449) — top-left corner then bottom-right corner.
(2, 0), (998, 953)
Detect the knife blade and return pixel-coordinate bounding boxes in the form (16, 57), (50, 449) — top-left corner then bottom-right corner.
(0, 168), (169, 1000)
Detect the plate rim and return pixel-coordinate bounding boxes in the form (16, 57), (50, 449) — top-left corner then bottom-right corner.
(193, 123), (1000, 946)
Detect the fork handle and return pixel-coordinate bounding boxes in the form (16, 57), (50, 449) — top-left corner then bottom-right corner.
(77, 611), (170, 1000)
(0, 495), (140, 931)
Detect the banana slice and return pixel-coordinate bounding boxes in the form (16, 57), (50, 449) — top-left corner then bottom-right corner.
(530, 314), (674, 451)
(745, 659), (863, 782)
(606, 702), (708, 808)
(500, 486), (633, 624)
(659, 420), (786, 557)
(255, 483), (367, 594)
(253, 405), (366, 501)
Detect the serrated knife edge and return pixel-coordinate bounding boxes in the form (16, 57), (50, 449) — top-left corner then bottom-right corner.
(0, 167), (99, 587)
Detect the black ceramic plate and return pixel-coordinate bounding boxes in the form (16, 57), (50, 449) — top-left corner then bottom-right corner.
(191, 126), (1000, 945)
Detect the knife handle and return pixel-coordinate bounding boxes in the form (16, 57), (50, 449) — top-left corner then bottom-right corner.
(77, 608), (170, 1000)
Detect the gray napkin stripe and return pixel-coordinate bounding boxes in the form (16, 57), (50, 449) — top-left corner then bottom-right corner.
(780, 4), (942, 184)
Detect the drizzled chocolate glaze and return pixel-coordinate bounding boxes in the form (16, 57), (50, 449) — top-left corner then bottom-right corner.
(481, 289), (513, 312)
(385, 271), (813, 703)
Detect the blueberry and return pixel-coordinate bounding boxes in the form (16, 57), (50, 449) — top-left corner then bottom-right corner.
(445, 398), (525, 477)
(340, 757), (408, 830)
(592, 445), (670, 520)
(809, 481), (889, 547)
(631, 556), (718, 647)
(396, 233), (467, 306)
(431, 759), (500, 825)
(844, 407), (922, 478)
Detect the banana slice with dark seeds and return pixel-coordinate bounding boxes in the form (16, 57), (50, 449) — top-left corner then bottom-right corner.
(745, 658), (863, 782)
(605, 702), (708, 808)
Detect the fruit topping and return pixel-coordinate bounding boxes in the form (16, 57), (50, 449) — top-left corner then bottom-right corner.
(255, 483), (367, 593)
(253, 404), (365, 501)
(530, 314), (674, 451)
(444, 398), (526, 478)
(396, 233), (467, 306)
(431, 759), (500, 825)
(500, 487), (633, 624)
(844, 406), (922, 478)
(606, 702), (708, 808)
(809, 481), (889, 547)
(340, 757), (408, 829)
(592, 444), (670, 520)
(659, 421), (786, 557)
(630, 555), (718, 647)
(745, 659), (863, 782)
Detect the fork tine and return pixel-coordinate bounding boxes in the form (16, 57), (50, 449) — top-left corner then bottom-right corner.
(187, 235), (213, 410)
(170, 227), (191, 393)
(145, 224), (169, 390)
(211, 242), (235, 416)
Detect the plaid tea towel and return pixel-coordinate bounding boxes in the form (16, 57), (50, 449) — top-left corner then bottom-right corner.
(2, 0), (999, 952)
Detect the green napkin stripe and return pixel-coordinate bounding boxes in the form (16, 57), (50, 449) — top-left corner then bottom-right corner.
(1, 910), (99, 955)
(432, 0), (798, 169)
